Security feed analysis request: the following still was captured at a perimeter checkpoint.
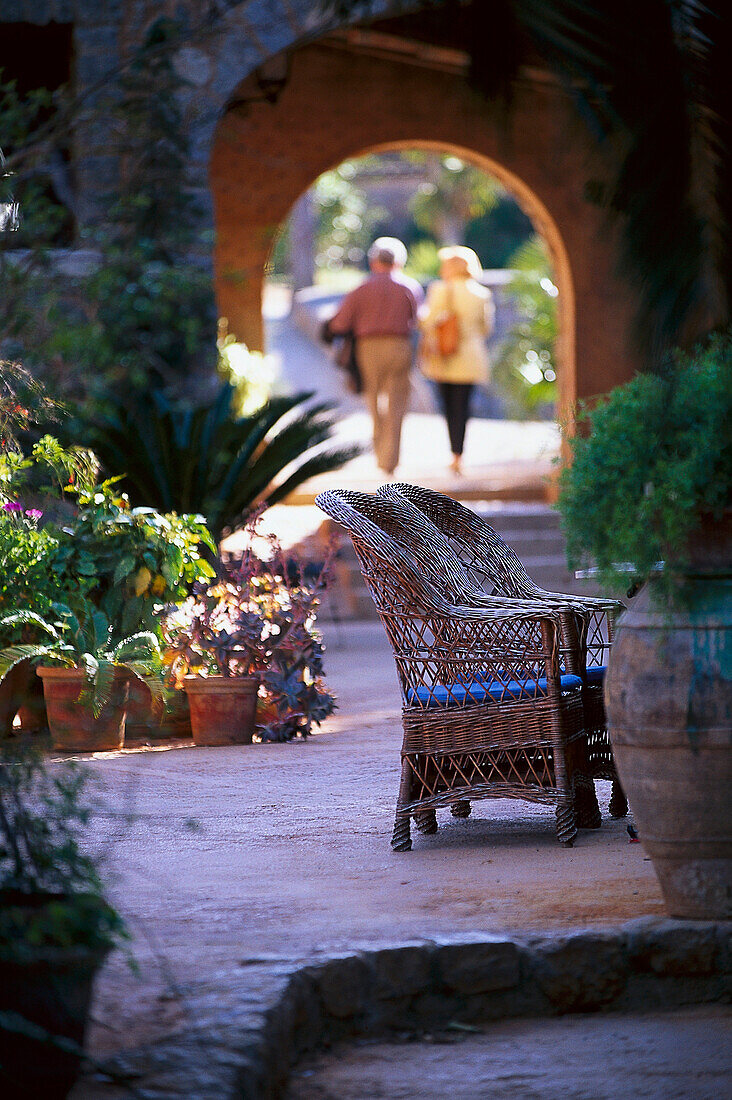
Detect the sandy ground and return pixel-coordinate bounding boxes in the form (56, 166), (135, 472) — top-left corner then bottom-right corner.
(286, 1006), (732, 1100)
(79, 620), (665, 1063)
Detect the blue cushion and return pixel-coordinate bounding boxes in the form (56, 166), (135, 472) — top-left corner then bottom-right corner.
(586, 665), (607, 686)
(406, 672), (583, 708)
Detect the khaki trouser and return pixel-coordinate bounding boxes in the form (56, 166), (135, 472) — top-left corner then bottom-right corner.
(357, 336), (412, 474)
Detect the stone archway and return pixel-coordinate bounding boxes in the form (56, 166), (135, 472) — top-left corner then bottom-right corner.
(285, 137), (576, 425)
(209, 38), (641, 419)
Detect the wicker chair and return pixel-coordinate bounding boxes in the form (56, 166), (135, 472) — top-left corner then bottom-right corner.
(380, 483), (628, 818)
(316, 488), (599, 851)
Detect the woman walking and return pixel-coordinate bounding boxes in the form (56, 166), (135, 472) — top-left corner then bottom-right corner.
(420, 246), (494, 475)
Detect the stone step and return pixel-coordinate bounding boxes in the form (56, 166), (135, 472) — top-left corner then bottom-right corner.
(474, 503), (563, 533)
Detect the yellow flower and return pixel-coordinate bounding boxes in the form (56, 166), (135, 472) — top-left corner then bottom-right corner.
(151, 574), (166, 597)
(134, 566), (152, 596)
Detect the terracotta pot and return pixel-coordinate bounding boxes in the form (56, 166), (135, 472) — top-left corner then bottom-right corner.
(125, 679), (192, 740)
(0, 660), (35, 737)
(183, 675), (258, 747)
(37, 667), (128, 753)
(16, 669), (48, 733)
(0, 890), (109, 1099)
(605, 512), (732, 920)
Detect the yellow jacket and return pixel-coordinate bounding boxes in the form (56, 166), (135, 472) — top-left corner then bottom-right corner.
(419, 277), (494, 384)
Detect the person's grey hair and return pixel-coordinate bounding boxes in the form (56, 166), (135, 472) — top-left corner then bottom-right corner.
(368, 236), (408, 268)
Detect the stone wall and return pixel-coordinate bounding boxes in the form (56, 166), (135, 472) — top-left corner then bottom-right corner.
(90, 918), (732, 1099)
(1, 0), (645, 410)
(211, 40), (643, 409)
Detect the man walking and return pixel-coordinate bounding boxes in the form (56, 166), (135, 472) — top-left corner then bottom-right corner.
(327, 237), (422, 476)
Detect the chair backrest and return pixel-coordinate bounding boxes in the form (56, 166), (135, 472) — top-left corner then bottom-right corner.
(315, 489), (452, 620)
(316, 488), (472, 700)
(316, 488), (558, 706)
(328, 488), (485, 607)
(380, 483), (536, 599)
(382, 484), (617, 669)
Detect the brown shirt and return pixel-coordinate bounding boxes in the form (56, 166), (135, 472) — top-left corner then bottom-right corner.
(328, 271), (423, 339)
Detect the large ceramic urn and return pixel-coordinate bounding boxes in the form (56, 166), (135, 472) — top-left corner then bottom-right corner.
(605, 513), (731, 919)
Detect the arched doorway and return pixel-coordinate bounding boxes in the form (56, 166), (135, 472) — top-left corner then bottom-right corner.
(209, 38), (641, 422)
(251, 143), (565, 495)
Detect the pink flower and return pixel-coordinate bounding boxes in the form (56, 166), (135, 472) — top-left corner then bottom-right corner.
(2, 501), (22, 512)
(25, 508), (43, 521)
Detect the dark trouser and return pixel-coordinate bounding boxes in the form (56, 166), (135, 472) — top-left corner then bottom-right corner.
(438, 382), (473, 456)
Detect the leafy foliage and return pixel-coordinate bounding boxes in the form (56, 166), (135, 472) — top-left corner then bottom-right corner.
(218, 328), (277, 417)
(408, 151), (499, 245)
(1, 433), (96, 504)
(0, 600), (165, 718)
(73, 383), (359, 544)
(493, 235), (558, 418)
(0, 436), (100, 634)
(56, 18), (216, 399)
(165, 515), (336, 741)
(0, 503), (61, 629)
(45, 480), (216, 638)
(557, 330), (732, 597)
(2, 20), (216, 406)
(0, 362), (58, 454)
(0, 745), (124, 953)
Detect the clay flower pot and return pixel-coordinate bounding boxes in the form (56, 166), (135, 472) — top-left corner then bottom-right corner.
(605, 512), (732, 920)
(125, 679), (192, 740)
(0, 659), (35, 737)
(183, 675), (258, 746)
(36, 667), (129, 753)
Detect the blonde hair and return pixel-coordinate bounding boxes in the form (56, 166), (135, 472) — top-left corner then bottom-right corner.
(438, 245), (483, 280)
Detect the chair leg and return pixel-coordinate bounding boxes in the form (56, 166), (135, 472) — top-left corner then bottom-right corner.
(391, 811), (412, 851)
(415, 808), (438, 834)
(555, 800), (578, 847)
(391, 757), (413, 851)
(576, 777), (602, 829)
(451, 800), (471, 818)
(609, 777), (629, 818)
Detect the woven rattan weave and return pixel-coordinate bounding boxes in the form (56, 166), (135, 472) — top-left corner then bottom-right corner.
(316, 489), (601, 851)
(380, 483), (627, 818)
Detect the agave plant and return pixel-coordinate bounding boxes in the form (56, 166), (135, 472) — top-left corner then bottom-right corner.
(0, 602), (165, 717)
(72, 383), (359, 544)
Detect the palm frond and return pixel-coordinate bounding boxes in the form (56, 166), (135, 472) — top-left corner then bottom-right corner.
(0, 610), (62, 642)
(0, 645), (72, 681)
(78, 655), (114, 717)
(121, 659), (166, 715)
(72, 383), (357, 542)
(265, 445), (361, 507)
(112, 632), (161, 661)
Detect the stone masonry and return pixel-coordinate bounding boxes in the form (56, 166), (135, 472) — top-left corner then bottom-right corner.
(0, 0), (642, 419)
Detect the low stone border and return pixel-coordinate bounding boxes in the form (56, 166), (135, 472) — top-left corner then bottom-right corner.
(90, 918), (731, 1099)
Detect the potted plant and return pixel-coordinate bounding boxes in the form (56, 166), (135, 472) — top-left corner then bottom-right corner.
(163, 581), (261, 746)
(0, 744), (125, 1098)
(0, 440), (90, 736)
(557, 331), (732, 919)
(165, 521), (337, 746)
(0, 602), (164, 752)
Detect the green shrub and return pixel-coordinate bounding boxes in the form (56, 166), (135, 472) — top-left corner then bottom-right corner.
(557, 331), (732, 597)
